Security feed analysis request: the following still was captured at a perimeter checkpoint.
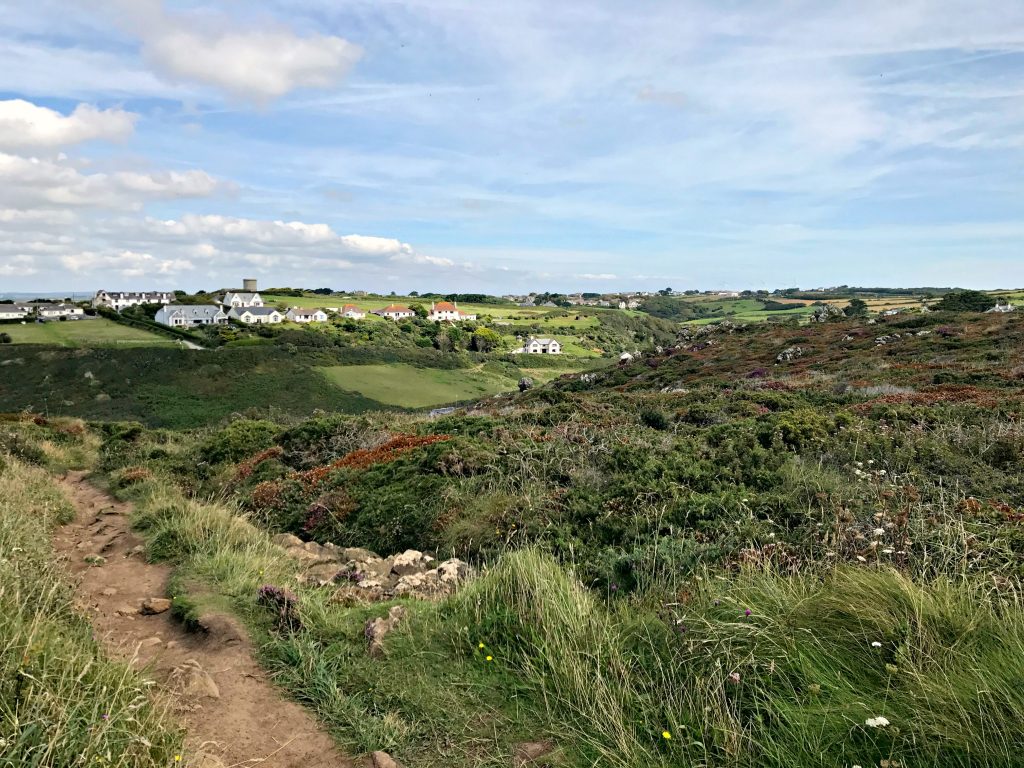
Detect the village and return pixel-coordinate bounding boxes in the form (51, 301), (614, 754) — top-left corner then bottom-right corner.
(0, 279), (565, 355)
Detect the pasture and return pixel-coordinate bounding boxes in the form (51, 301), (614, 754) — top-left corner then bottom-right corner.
(2, 318), (175, 347)
(318, 360), (586, 408)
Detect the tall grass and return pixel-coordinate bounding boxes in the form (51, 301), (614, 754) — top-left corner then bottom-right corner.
(0, 457), (180, 767)
(447, 550), (1024, 767)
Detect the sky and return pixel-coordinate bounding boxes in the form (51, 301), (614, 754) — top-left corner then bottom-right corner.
(0, 0), (1023, 294)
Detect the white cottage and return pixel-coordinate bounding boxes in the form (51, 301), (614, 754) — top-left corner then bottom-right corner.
(372, 304), (415, 321)
(0, 304), (30, 320)
(155, 305), (228, 327)
(229, 306), (283, 324)
(286, 308), (329, 323)
(94, 290), (174, 311)
(33, 303), (84, 320)
(515, 337), (561, 354)
(340, 304), (365, 319)
(427, 301), (477, 322)
(222, 291), (264, 309)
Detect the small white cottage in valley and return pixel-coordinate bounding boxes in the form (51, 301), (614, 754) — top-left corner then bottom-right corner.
(514, 337), (562, 354)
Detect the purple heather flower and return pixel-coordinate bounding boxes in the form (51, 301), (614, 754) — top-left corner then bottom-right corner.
(610, 583), (619, 592)
(744, 609), (752, 617)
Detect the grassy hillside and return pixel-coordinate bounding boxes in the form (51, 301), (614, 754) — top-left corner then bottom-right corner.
(3, 318), (176, 346)
(319, 361), (582, 408)
(0, 345), (594, 426)
(11, 307), (1024, 766)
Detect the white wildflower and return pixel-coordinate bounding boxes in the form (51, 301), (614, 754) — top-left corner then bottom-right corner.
(882, 548), (894, 554)
(873, 528), (885, 537)
(865, 716), (890, 728)
(871, 641), (882, 648)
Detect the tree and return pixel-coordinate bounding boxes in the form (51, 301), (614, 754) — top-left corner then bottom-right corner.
(844, 298), (869, 317)
(658, 287), (673, 296)
(409, 303), (428, 318)
(934, 290), (995, 313)
(471, 327), (505, 352)
(0, 332), (11, 344)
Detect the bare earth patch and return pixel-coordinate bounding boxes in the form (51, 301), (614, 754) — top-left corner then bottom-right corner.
(53, 470), (355, 768)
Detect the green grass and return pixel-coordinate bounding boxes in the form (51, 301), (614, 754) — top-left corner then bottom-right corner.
(3, 318), (176, 347)
(319, 363), (540, 408)
(0, 456), (181, 767)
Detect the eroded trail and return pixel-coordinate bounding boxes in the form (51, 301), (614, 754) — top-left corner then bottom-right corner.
(54, 470), (353, 768)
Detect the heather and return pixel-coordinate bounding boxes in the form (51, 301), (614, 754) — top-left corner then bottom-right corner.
(8, 309), (1024, 766)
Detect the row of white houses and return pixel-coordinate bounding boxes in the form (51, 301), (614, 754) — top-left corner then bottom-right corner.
(0, 303), (85, 321)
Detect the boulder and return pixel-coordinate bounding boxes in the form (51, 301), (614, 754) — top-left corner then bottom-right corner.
(776, 346), (803, 363)
(140, 597), (172, 615)
(437, 558), (471, 585)
(390, 549), (436, 577)
(272, 533), (304, 548)
(168, 659), (220, 700)
(341, 546), (380, 562)
(513, 741), (556, 766)
(392, 572), (440, 597)
(371, 751), (404, 768)
(365, 606), (407, 658)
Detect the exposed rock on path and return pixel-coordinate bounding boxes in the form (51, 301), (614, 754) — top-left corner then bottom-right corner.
(54, 471), (354, 768)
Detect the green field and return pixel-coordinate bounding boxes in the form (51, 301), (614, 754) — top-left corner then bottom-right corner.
(3, 318), (174, 347)
(318, 361), (581, 408)
(262, 294), (548, 320)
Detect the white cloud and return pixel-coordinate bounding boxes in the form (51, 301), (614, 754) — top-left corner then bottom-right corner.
(577, 273), (618, 280)
(110, 0), (362, 102)
(0, 254), (37, 276)
(0, 153), (224, 209)
(60, 250), (194, 277)
(0, 99), (136, 150)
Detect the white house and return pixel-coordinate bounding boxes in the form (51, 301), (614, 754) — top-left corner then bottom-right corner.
(286, 307), (329, 323)
(372, 304), (415, 321)
(93, 290), (173, 311)
(986, 302), (1016, 313)
(0, 304), (31, 320)
(155, 305), (228, 327)
(428, 301), (477, 322)
(514, 337), (562, 355)
(222, 291), (264, 309)
(229, 306), (283, 324)
(33, 303), (85, 320)
(340, 304), (366, 319)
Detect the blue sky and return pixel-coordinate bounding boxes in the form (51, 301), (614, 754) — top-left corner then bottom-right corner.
(0, 0), (1022, 293)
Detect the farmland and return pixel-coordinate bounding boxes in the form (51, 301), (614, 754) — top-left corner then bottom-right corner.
(2, 318), (176, 347)
(319, 359), (588, 408)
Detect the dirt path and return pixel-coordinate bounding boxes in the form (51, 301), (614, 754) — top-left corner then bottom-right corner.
(54, 470), (355, 768)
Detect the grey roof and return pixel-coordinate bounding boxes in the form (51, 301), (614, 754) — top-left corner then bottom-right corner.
(232, 306), (279, 316)
(160, 305), (226, 320)
(98, 291), (172, 299)
(224, 291), (260, 302)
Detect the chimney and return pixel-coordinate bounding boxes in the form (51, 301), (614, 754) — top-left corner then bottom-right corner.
(243, 278), (257, 292)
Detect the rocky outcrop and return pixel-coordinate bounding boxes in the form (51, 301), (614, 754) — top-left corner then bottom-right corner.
(776, 346), (804, 363)
(811, 303), (843, 322)
(875, 334), (902, 345)
(271, 534), (472, 600)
